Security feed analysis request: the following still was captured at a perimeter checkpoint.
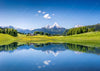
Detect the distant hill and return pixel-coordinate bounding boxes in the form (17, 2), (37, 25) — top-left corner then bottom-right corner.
(0, 25), (32, 34)
(16, 28), (31, 34)
(86, 23), (100, 31)
(64, 23), (100, 35)
(74, 24), (100, 31)
(0, 25), (14, 29)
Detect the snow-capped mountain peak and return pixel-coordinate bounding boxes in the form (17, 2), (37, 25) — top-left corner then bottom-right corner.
(44, 22), (61, 29)
(50, 22), (61, 28)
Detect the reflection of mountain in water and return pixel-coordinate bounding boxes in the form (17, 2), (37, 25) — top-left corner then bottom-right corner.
(0, 42), (100, 55)
(29, 43), (66, 56)
(17, 43), (66, 56)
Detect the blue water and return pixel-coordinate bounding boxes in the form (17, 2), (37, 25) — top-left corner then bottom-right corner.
(0, 43), (100, 71)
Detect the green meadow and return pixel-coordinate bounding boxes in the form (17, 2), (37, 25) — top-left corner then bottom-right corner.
(0, 32), (100, 47)
(0, 33), (16, 45)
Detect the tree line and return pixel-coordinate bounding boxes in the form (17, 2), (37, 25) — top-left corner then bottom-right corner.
(66, 26), (95, 36)
(0, 28), (18, 37)
(34, 31), (51, 36)
(33, 31), (62, 36)
(64, 43), (95, 53)
(27, 31), (51, 36)
(86, 23), (100, 31)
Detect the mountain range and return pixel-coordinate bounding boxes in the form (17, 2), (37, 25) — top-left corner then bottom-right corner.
(0, 23), (66, 35)
(31, 22), (66, 35)
(1, 23), (99, 35)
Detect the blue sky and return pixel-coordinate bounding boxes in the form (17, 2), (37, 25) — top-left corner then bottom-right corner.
(0, 0), (100, 29)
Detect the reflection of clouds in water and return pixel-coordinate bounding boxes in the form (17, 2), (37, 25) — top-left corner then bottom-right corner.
(37, 65), (45, 69)
(37, 60), (51, 69)
(43, 60), (51, 65)
(75, 51), (83, 54)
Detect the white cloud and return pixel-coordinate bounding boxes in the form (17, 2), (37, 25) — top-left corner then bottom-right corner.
(43, 14), (51, 19)
(38, 10), (41, 13)
(47, 16), (51, 19)
(42, 12), (46, 14)
(43, 14), (49, 18)
(43, 60), (51, 65)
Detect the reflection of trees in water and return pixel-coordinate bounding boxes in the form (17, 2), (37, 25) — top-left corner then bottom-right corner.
(31, 43), (65, 48)
(64, 43), (96, 53)
(31, 43), (100, 55)
(32, 43), (96, 53)
(0, 42), (100, 55)
(0, 42), (18, 51)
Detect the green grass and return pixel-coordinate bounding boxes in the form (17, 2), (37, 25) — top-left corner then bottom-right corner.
(0, 33), (16, 45)
(16, 32), (100, 47)
(0, 32), (100, 47)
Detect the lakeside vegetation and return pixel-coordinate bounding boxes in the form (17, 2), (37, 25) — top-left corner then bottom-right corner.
(0, 31), (100, 47)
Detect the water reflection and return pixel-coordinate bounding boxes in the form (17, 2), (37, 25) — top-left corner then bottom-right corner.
(0, 42), (100, 71)
(0, 42), (100, 55)
(0, 42), (18, 52)
(65, 43), (100, 55)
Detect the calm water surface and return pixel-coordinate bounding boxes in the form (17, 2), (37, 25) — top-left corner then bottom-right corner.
(0, 42), (100, 71)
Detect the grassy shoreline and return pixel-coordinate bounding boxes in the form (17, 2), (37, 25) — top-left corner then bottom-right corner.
(0, 34), (16, 45)
(0, 32), (100, 47)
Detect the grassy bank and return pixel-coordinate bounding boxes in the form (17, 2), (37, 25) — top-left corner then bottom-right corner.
(0, 33), (16, 45)
(0, 32), (100, 47)
(17, 32), (100, 47)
